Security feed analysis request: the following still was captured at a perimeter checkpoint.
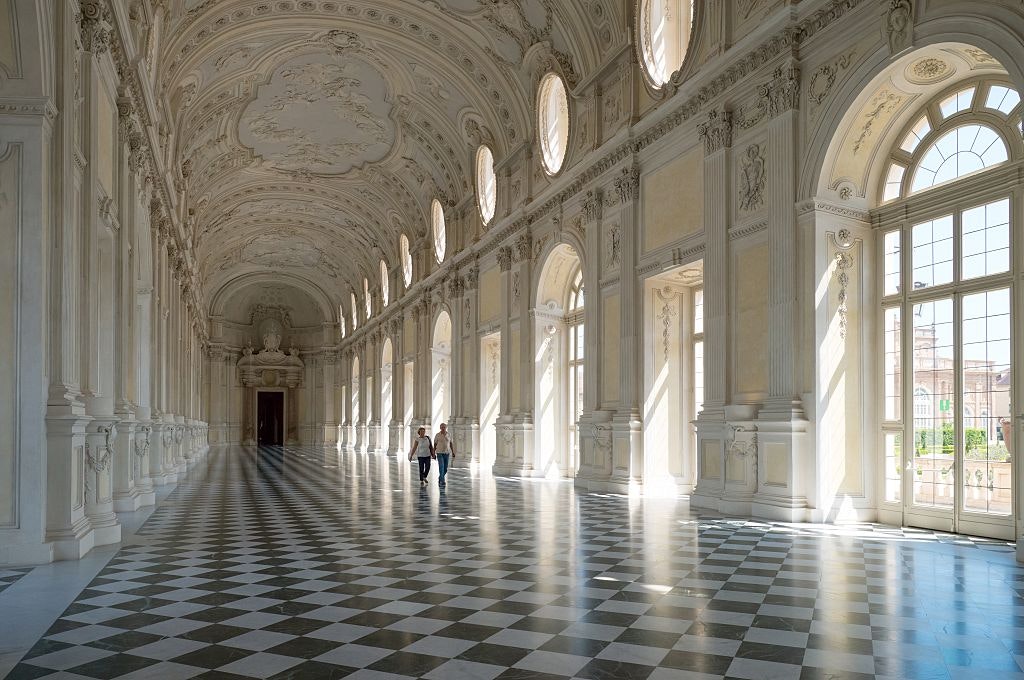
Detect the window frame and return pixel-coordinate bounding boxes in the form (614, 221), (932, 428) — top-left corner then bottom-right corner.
(537, 72), (570, 176)
(476, 145), (497, 226)
(431, 199), (446, 264)
(635, 0), (697, 91)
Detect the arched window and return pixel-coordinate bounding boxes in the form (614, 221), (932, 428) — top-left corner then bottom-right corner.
(476, 145), (496, 225)
(350, 292), (358, 330)
(340, 311), (347, 339)
(363, 278), (371, 319)
(567, 268), (584, 457)
(878, 78), (1018, 523)
(881, 80), (1020, 202)
(638, 0), (695, 88)
(431, 199), (446, 263)
(400, 234), (412, 286)
(380, 259), (390, 307)
(538, 73), (569, 175)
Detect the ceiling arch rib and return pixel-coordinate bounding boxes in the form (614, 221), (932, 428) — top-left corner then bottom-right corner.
(157, 0), (620, 310)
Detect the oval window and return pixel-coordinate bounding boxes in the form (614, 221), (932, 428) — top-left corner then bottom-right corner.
(638, 0), (694, 88)
(476, 145), (496, 225)
(380, 260), (390, 307)
(432, 199), (446, 263)
(538, 73), (569, 175)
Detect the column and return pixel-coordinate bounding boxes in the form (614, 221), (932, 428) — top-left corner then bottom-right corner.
(692, 108), (733, 510)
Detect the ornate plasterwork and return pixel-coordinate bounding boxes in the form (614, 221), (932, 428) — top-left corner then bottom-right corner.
(907, 57), (951, 84)
(738, 144), (766, 212)
(808, 51), (855, 113)
(885, 0), (913, 56)
(240, 54), (395, 175)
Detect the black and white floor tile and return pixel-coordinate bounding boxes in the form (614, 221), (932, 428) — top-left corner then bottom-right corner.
(0, 568), (32, 596)
(4, 445), (1024, 680)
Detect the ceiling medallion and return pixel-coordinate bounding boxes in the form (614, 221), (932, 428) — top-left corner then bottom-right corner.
(906, 57), (951, 84)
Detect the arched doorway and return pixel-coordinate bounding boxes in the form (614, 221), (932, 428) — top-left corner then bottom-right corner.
(431, 312), (452, 430)
(380, 338), (393, 453)
(813, 43), (1023, 538)
(534, 244), (584, 478)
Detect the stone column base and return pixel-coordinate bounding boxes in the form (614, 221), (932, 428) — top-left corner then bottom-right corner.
(492, 419), (535, 477)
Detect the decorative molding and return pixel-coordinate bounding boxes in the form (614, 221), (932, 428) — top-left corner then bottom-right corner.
(581, 189), (603, 224)
(729, 220), (768, 241)
(738, 144), (766, 212)
(513, 233), (532, 263)
(885, 0), (914, 56)
(613, 163), (640, 203)
(497, 246), (513, 272)
(79, 0), (112, 54)
(808, 51), (855, 113)
(796, 199), (871, 222)
(698, 109), (733, 154)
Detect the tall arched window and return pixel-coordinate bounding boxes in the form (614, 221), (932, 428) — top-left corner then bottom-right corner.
(538, 73), (569, 175)
(431, 199), (446, 263)
(380, 260), (390, 307)
(400, 234), (412, 286)
(476, 145), (497, 225)
(340, 312), (347, 339)
(350, 292), (358, 330)
(567, 268), (584, 459)
(363, 278), (371, 319)
(637, 0), (695, 88)
(878, 78), (1020, 526)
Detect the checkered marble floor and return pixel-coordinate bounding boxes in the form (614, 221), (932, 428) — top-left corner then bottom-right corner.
(0, 567), (32, 595)
(6, 446), (1024, 680)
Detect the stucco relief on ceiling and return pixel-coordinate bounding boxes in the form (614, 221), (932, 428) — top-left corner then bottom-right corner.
(239, 54), (395, 175)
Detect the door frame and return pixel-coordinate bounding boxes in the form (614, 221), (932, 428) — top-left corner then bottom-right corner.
(256, 388), (287, 446)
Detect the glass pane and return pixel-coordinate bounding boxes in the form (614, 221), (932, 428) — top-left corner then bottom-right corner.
(910, 125), (1008, 193)
(962, 288), (1012, 515)
(694, 340), (704, 416)
(883, 230), (901, 296)
(883, 307), (901, 421)
(962, 198), (1011, 280)
(939, 87), (976, 119)
(911, 215), (954, 289)
(883, 164), (906, 202)
(986, 85), (1021, 115)
(900, 116), (931, 153)
(912, 297), (954, 508)
(693, 289), (704, 335)
(884, 432), (902, 503)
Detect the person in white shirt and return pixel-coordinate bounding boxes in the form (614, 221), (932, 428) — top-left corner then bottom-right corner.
(408, 427), (434, 486)
(433, 423), (456, 488)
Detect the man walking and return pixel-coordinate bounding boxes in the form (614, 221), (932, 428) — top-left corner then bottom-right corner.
(409, 427), (434, 486)
(433, 423), (456, 488)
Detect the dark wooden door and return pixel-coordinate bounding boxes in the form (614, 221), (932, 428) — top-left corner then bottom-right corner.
(257, 391), (284, 445)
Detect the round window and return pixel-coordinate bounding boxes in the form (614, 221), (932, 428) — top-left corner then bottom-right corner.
(400, 234), (412, 286)
(538, 73), (569, 175)
(638, 0), (694, 88)
(431, 199), (446, 263)
(476, 145), (497, 225)
(380, 260), (390, 307)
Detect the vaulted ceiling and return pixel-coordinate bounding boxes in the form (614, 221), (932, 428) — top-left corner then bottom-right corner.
(158, 0), (624, 310)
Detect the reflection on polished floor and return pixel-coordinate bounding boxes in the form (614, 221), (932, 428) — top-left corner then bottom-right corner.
(3, 446), (1024, 680)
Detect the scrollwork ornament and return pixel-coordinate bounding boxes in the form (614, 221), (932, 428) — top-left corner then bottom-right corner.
(581, 189), (602, 224)
(80, 0), (111, 54)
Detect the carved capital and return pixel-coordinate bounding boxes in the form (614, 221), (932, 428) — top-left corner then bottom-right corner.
(464, 265), (479, 290)
(80, 0), (111, 54)
(581, 189), (602, 224)
(514, 233), (532, 263)
(760, 62), (801, 118)
(497, 246), (513, 272)
(614, 164), (640, 204)
(698, 109), (732, 154)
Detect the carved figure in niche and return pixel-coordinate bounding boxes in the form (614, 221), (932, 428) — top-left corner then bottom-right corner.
(259, 318), (284, 353)
(739, 144), (766, 212)
(886, 0), (913, 55)
(242, 344), (254, 357)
